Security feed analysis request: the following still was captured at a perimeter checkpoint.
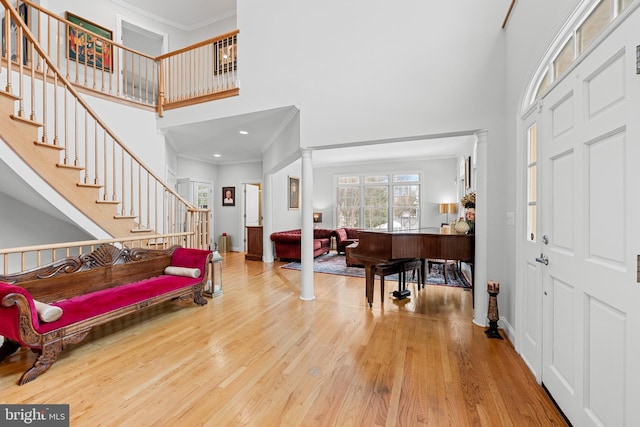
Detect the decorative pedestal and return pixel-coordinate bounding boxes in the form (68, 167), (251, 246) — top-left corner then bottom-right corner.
(218, 235), (231, 253)
(485, 280), (503, 339)
(204, 251), (223, 298)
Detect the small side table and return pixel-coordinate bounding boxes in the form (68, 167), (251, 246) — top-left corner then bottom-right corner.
(345, 243), (363, 267)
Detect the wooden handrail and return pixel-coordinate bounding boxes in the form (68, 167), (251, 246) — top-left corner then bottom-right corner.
(157, 30), (240, 60)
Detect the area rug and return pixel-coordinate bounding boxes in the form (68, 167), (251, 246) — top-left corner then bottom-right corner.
(281, 253), (471, 288)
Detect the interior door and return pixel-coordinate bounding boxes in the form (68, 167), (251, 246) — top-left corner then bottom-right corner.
(244, 183), (260, 251)
(539, 28), (638, 426)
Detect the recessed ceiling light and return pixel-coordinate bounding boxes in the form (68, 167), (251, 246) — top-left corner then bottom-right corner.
(213, 154), (221, 158)
(239, 130), (249, 135)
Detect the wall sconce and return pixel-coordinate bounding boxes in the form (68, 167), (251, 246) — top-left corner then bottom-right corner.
(313, 212), (323, 223)
(438, 203), (458, 224)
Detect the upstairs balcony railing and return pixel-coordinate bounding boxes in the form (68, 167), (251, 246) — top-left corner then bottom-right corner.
(1, 0), (214, 264)
(3, 0), (238, 113)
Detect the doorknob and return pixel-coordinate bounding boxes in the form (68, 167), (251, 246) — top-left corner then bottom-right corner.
(535, 254), (549, 265)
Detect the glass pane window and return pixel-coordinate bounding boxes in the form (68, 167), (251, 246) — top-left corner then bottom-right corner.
(393, 184), (420, 230)
(534, 70), (550, 102)
(337, 173), (421, 231)
(578, 0), (611, 53)
(527, 124), (538, 242)
(553, 36), (574, 78)
(393, 174), (419, 182)
(337, 176), (360, 185)
(364, 175), (388, 183)
(337, 186), (360, 227)
(363, 186), (388, 229)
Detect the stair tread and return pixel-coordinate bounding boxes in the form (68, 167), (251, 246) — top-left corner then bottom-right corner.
(131, 228), (154, 233)
(10, 114), (44, 127)
(34, 141), (65, 151)
(57, 163), (84, 171)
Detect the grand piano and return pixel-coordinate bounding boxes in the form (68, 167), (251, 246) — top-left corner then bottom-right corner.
(349, 228), (475, 307)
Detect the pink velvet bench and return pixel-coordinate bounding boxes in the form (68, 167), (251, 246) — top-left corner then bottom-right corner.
(0, 243), (212, 385)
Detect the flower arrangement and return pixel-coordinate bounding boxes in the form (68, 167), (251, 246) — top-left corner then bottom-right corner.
(461, 192), (476, 208)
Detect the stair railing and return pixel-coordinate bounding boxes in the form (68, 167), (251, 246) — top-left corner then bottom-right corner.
(1, 0), (209, 250)
(157, 30), (239, 115)
(6, 1), (239, 115)
(6, 0), (159, 109)
(0, 233), (202, 275)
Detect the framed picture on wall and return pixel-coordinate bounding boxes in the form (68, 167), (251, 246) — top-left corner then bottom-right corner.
(288, 176), (300, 210)
(222, 186), (235, 206)
(465, 156), (472, 190)
(214, 35), (237, 75)
(1, 3), (29, 65)
(66, 12), (113, 72)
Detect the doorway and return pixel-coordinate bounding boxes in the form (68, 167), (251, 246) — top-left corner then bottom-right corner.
(118, 19), (167, 103)
(243, 183), (262, 252)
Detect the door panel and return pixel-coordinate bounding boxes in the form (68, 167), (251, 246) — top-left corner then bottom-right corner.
(539, 24), (637, 426)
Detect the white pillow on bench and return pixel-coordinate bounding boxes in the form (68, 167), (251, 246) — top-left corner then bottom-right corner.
(164, 266), (201, 278)
(34, 300), (63, 323)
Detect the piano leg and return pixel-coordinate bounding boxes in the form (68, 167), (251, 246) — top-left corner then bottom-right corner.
(364, 263), (375, 308)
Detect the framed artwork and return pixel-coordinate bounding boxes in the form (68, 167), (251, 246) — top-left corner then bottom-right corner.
(66, 12), (113, 72)
(1, 3), (28, 64)
(288, 176), (300, 210)
(214, 35), (237, 75)
(465, 156), (472, 190)
(222, 187), (235, 206)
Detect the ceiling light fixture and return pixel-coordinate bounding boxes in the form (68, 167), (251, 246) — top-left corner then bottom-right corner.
(213, 154), (221, 158)
(239, 130), (249, 135)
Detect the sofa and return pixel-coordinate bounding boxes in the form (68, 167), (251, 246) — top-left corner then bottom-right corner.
(270, 229), (333, 261)
(333, 227), (361, 253)
(0, 244), (211, 385)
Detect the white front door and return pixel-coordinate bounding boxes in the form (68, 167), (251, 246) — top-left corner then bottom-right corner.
(518, 113), (544, 381)
(536, 19), (640, 427)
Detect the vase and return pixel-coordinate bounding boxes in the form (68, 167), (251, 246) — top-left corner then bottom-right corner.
(454, 220), (470, 234)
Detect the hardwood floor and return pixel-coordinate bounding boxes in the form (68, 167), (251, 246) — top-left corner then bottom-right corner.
(0, 252), (568, 426)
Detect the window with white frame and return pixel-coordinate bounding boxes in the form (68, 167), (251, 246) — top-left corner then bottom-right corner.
(529, 0), (632, 106)
(336, 173), (420, 231)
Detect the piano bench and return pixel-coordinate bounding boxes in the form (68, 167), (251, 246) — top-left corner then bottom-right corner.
(374, 259), (422, 302)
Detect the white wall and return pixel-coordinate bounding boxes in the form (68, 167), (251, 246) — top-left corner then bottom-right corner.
(86, 96), (166, 178)
(270, 161), (302, 234)
(0, 193), (93, 250)
(504, 0), (580, 331)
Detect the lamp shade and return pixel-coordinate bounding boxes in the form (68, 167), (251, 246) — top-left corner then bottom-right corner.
(447, 203), (458, 214)
(313, 212), (323, 223)
(439, 203), (447, 214)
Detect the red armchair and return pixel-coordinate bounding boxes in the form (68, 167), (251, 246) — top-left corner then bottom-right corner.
(334, 228), (361, 254)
